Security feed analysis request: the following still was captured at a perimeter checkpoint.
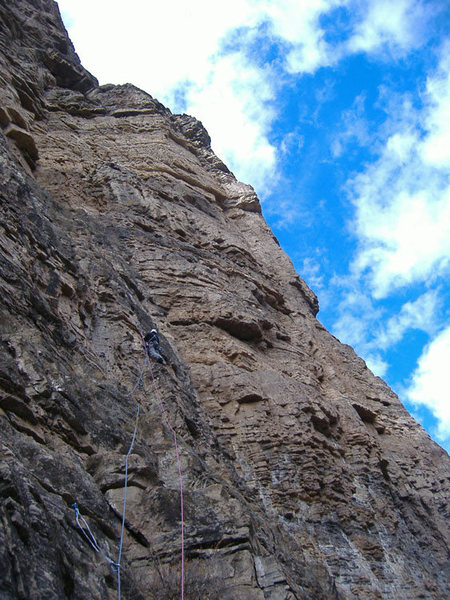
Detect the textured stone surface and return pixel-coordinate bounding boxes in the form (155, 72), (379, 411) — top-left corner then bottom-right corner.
(0, 1), (449, 599)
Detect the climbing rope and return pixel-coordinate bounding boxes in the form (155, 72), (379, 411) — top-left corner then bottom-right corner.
(114, 355), (148, 599)
(73, 355), (144, 600)
(124, 356), (147, 398)
(73, 333), (185, 600)
(73, 502), (119, 570)
(141, 333), (185, 600)
(116, 403), (140, 599)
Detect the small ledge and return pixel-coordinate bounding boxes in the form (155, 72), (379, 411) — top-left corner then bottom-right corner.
(111, 108), (158, 118)
(237, 393), (265, 404)
(214, 317), (262, 341)
(352, 403), (377, 423)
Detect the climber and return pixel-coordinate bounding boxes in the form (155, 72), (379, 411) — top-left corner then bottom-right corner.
(144, 329), (164, 364)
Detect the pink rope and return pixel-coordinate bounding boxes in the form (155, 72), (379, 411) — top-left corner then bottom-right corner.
(141, 333), (185, 600)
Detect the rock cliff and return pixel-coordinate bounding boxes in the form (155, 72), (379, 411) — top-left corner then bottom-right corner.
(0, 1), (449, 598)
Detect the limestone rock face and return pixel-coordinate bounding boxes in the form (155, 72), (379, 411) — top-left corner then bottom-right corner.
(0, 1), (449, 599)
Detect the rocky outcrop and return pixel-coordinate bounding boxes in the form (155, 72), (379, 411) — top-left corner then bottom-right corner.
(1, 1), (449, 599)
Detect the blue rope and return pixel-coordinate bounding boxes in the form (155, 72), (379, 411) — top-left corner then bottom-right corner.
(125, 357), (147, 397)
(73, 356), (144, 599)
(116, 403), (140, 599)
(73, 503), (119, 569)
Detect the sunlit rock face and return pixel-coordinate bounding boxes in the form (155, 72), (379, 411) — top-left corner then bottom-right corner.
(1, 1), (449, 599)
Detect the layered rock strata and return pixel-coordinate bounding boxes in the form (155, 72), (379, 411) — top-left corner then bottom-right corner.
(0, 1), (449, 598)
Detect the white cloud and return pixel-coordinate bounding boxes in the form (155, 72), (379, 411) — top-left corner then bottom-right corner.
(262, 0), (336, 44)
(331, 93), (370, 157)
(299, 256), (324, 290)
(269, 0), (340, 74)
(377, 290), (440, 349)
(346, 0), (428, 58)
(354, 189), (450, 297)
(271, 0), (430, 74)
(58, 0), (278, 191)
(349, 43), (450, 298)
(280, 131), (304, 156)
(365, 353), (389, 378)
(407, 326), (450, 442)
(420, 41), (450, 168)
(183, 53), (277, 193)
(57, 0), (435, 197)
(58, 0), (256, 92)
(331, 285), (382, 347)
(331, 286), (441, 378)
(262, 0), (429, 74)
(333, 310), (371, 347)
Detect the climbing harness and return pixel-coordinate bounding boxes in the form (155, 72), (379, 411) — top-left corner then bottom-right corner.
(144, 329), (165, 363)
(73, 331), (185, 600)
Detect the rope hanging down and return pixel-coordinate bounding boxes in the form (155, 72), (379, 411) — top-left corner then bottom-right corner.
(73, 357), (143, 600)
(73, 503), (119, 570)
(143, 344), (185, 600)
(73, 332), (185, 600)
(116, 402), (140, 599)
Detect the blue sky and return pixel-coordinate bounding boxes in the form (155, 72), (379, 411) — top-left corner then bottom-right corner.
(57, 0), (450, 452)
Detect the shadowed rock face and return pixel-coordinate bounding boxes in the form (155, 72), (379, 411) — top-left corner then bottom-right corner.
(0, 1), (449, 598)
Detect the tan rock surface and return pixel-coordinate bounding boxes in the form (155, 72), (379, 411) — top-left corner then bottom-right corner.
(0, 1), (449, 598)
